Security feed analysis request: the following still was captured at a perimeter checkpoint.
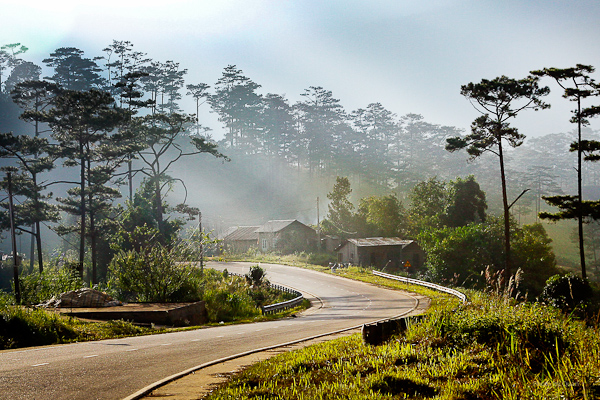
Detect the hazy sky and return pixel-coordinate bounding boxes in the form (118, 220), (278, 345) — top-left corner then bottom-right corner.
(3, 0), (600, 140)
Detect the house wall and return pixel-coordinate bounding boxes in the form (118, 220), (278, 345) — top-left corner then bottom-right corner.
(402, 242), (425, 269)
(337, 242), (426, 270)
(357, 246), (403, 269)
(337, 242), (358, 264)
(224, 239), (258, 254)
(258, 232), (277, 252)
(259, 223), (317, 253)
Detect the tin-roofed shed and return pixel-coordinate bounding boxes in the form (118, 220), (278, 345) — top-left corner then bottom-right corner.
(220, 226), (260, 253)
(336, 238), (424, 271)
(256, 220), (317, 253)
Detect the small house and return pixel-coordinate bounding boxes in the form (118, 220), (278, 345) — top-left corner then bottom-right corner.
(220, 226), (260, 253)
(336, 238), (425, 271)
(256, 220), (318, 253)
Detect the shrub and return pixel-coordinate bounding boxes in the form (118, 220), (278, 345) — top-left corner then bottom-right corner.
(541, 273), (593, 311)
(18, 265), (84, 305)
(307, 252), (336, 266)
(108, 245), (202, 303)
(203, 272), (259, 322)
(0, 301), (78, 349)
(245, 265), (268, 286)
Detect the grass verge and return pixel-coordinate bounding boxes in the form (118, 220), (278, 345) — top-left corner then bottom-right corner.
(204, 289), (600, 399)
(199, 263), (600, 400)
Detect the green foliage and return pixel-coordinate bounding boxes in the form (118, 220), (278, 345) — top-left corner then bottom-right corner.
(445, 175), (487, 227)
(355, 194), (408, 237)
(201, 268), (297, 322)
(206, 291), (600, 400)
(324, 176), (355, 237)
(0, 291), (154, 350)
(18, 265), (84, 305)
(408, 175), (487, 234)
(202, 270), (260, 322)
(245, 265), (268, 287)
(113, 180), (184, 250)
(418, 220), (504, 285)
(512, 223), (560, 295)
(419, 219), (558, 296)
(307, 252), (336, 266)
(108, 226), (202, 302)
(0, 300), (79, 349)
(408, 176), (448, 232)
(541, 273), (593, 311)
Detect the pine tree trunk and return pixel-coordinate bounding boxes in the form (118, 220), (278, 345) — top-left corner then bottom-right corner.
(577, 96), (587, 279)
(498, 136), (512, 282)
(35, 221), (43, 273)
(78, 151), (86, 279)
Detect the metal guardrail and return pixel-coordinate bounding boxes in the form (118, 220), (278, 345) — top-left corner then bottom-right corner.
(373, 270), (468, 303)
(227, 272), (304, 314)
(261, 284), (303, 315)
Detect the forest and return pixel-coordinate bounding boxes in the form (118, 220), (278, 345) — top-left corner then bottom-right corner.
(2, 40), (600, 294)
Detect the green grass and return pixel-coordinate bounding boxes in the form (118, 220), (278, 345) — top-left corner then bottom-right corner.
(202, 259), (600, 399)
(0, 298), (158, 349)
(0, 269), (309, 350)
(205, 289), (600, 400)
(0, 296), (308, 350)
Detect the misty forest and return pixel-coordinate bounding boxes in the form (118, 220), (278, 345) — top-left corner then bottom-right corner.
(1, 40), (600, 303)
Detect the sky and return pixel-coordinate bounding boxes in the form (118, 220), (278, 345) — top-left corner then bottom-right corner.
(3, 0), (600, 140)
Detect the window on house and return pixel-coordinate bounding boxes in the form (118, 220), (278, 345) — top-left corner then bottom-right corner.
(262, 239), (268, 250)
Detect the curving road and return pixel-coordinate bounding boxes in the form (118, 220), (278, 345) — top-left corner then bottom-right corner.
(0, 262), (420, 400)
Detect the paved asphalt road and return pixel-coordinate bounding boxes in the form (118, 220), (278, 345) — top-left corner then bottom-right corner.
(0, 262), (419, 400)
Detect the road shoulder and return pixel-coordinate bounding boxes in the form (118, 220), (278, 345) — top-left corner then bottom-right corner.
(139, 293), (429, 400)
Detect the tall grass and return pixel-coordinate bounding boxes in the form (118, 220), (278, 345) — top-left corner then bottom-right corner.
(202, 269), (297, 322)
(0, 292), (150, 349)
(205, 290), (600, 400)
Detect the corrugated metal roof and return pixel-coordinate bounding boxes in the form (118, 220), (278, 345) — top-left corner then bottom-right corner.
(347, 238), (415, 247)
(222, 226), (260, 241)
(255, 220), (297, 233)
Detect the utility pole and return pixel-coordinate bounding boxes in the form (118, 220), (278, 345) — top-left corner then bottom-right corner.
(317, 197), (321, 251)
(7, 172), (21, 303)
(199, 212), (204, 272)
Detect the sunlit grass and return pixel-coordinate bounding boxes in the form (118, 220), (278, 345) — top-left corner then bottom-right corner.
(0, 269), (309, 350)
(0, 299), (159, 349)
(205, 289), (600, 400)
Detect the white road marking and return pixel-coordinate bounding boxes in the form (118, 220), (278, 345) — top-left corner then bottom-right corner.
(191, 339), (202, 342)
(160, 343), (172, 346)
(84, 355), (98, 359)
(32, 363), (49, 367)
(125, 348), (139, 352)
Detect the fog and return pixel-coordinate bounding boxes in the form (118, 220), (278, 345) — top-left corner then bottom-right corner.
(2, 1), (600, 258)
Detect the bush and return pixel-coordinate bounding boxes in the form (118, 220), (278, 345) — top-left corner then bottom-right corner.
(308, 252), (336, 266)
(0, 295), (78, 349)
(108, 245), (202, 303)
(541, 273), (593, 311)
(419, 219), (559, 294)
(245, 265), (268, 286)
(18, 265), (84, 305)
(203, 271), (259, 322)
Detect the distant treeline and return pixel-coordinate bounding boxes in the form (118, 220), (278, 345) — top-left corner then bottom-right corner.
(2, 42), (599, 205)
(2, 41), (600, 237)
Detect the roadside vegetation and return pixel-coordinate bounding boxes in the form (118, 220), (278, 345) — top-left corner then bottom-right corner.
(0, 264), (302, 350)
(205, 269), (600, 400)
(2, 42), (600, 398)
